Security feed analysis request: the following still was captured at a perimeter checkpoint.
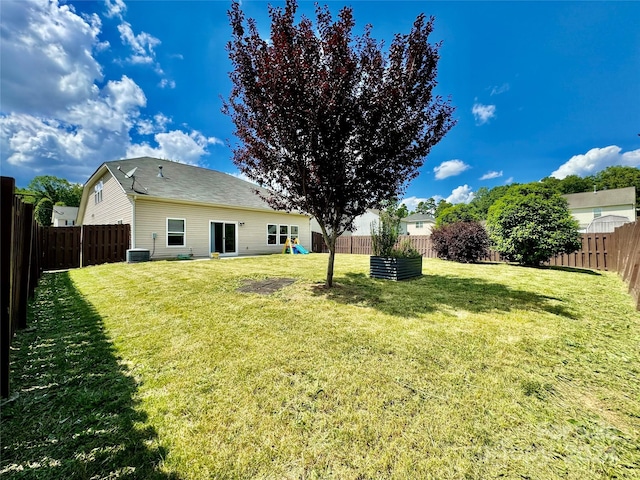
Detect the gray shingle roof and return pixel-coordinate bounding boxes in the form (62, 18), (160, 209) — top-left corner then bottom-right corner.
(562, 186), (636, 209)
(404, 213), (436, 222)
(105, 157), (275, 211)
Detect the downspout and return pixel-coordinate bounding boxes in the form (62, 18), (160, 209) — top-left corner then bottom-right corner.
(131, 195), (136, 248)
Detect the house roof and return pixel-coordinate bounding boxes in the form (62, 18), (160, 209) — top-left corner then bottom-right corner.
(103, 157), (278, 211)
(51, 206), (78, 220)
(404, 213), (436, 223)
(563, 186), (636, 209)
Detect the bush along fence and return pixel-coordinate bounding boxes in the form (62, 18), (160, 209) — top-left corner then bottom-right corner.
(312, 223), (640, 309)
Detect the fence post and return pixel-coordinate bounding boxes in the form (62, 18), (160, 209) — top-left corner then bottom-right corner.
(1, 177), (15, 398)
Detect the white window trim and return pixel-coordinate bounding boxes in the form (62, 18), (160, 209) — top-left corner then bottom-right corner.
(167, 217), (186, 248)
(279, 224), (289, 245)
(94, 180), (103, 204)
(267, 223), (277, 245)
(267, 224), (299, 245)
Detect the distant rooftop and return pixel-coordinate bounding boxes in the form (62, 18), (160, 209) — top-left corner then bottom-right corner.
(404, 213), (436, 223)
(562, 186), (636, 209)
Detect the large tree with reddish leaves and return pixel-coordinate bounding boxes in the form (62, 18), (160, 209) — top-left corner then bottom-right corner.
(224, 0), (455, 286)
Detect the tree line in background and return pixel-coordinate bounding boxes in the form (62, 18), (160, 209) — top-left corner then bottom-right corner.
(15, 176), (83, 227)
(410, 165), (640, 225)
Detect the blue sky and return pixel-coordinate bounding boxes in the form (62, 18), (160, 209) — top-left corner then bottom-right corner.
(1, 0), (639, 210)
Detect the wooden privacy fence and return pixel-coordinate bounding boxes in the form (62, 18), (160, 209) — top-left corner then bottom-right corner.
(41, 224), (130, 270)
(2, 175), (131, 398)
(1, 176), (42, 398)
(313, 225), (640, 309)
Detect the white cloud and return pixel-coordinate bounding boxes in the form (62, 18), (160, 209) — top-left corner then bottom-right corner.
(504, 177), (514, 184)
(551, 146), (640, 179)
(480, 170), (503, 180)
(490, 83), (510, 96)
(159, 79), (176, 89)
(446, 185), (475, 204)
(434, 159), (470, 180)
(400, 196), (429, 213)
(117, 21), (160, 65)
(0, 0), (103, 117)
(0, 0), (215, 183)
(126, 130), (221, 165)
(105, 0), (127, 20)
(472, 103), (496, 125)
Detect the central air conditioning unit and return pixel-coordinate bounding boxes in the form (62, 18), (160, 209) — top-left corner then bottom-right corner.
(126, 248), (150, 263)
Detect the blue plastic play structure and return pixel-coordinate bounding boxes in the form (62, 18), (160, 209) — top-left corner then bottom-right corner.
(292, 244), (309, 254)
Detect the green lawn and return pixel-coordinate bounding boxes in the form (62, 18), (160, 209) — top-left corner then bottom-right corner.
(2, 255), (639, 479)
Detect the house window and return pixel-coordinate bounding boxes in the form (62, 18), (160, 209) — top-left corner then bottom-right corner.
(267, 224), (277, 245)
(291, 225), (299, 242)
(416, 221), (424, 228)
(64, 220), (75, 226)
(279, 225), (289, 244)
(94, 181), (103, 204)
(167, 218), (186, 247)
(593, 208), (602, 219)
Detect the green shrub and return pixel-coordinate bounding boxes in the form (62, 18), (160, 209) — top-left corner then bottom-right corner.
(371, 210), (401, 257)
(392, 238), (421, 258)
(487, 184), (582, 266)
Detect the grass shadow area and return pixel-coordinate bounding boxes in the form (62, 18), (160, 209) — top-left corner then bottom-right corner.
(314, 271), (576, 319)
(1, 272), (177, 479)
(545, 265), (602, 276)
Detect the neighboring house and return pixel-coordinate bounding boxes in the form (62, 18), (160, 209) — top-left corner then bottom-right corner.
(310, 209), (408, 236)
(563, 186), (636, 233)
(404, 213), (436, 235)
(51, 206), (78, 226)
(77, 157), (311, 259)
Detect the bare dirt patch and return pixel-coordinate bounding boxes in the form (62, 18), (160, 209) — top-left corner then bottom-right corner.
(237, 278), (296, 294)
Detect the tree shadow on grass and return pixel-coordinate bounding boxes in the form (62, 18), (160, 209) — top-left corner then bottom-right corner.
(313, 272), (576, 319)
(545, 265), (602, 276)
(1, 272), (179, 479)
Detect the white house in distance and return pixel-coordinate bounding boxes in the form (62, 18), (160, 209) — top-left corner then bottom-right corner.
(77, 157), (311, 259)
(310, 209), (409, 236)
(562, 186), (636, 233)
(51, 206), (78, 226)
(404, 213), (436, 235)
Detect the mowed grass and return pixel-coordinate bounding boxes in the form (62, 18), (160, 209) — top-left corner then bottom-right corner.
(2, 254), (639, 479)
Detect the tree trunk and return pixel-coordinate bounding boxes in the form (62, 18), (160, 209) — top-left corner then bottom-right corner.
(326, 242), (336, 287)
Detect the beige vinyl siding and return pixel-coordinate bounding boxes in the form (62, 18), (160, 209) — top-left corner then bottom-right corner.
(134, 199), (310, 258)
(570, 204), (636, 229)
(82, 171), (133, 226)
(406, 222), (434, 236)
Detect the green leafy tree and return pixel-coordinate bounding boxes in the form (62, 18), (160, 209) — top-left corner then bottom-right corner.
(436, 203), (478, 227)
(396, 203), (409, 219)
(434, 199), (452, 220)
(34, 197), (54, 226)
(540, 175), (593, 194)
(487, 184), (582, 266)
(415, 198), (436, 215)
(27, 175), (83, 207)
(469, 184), (515, 219)
(224, 0), (456, 286)
(594, 166), (640, 205)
